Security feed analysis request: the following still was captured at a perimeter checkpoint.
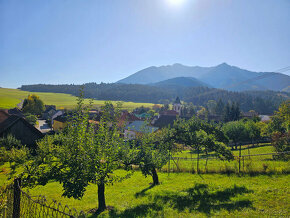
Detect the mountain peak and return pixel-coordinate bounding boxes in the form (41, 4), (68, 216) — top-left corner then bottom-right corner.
(218, 62), (230, 67)
(116, 63), (290, 92)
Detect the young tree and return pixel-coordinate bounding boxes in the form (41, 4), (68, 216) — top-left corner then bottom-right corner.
(22, 96), (126, 212)
(195, 130), (233, 171)
(268, 100), (290, 134)
(126, 128), (174, 186)
(245, 120), (261, 146)
(222, 121), (247, 150)
(173, 117), (233, 172)
(268, 101), (290, 159)
(22, 94), (45, 115)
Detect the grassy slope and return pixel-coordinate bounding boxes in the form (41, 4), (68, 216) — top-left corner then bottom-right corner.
(0, 146), (289, 217)
(0, 169), (289, 217)
(0, 88), (155, 110)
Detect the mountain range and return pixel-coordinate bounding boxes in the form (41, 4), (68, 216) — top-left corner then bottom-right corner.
(117, 63), (290, 92)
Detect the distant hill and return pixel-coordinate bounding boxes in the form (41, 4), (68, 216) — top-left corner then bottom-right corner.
(20, 83), (290, 114)
(117, 63), (210, 85)
(117, 63), (290, 92)
(151, 77), (210, 88)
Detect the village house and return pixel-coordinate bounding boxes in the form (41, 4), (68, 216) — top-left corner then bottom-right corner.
(42, 105), (57, 120)
(0, 115), (43, 148)
(151, 97), (182, 128)
(172, 96), (182, 115)
(51, 110), (64, 126)
(118, 111), (140, 127)
(124, 120), (158, 140)
(52, 115), (68, 132)
(7, 108), (25, 118)
(259, 115), (271, 122)
(242, 111), (259, 119)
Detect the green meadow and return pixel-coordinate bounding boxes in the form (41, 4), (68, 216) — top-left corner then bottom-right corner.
(0, 170), (289, 217)
(0, 144), (289, 217)
(0, 88), (156, 110)
(164, 144), (290, 174)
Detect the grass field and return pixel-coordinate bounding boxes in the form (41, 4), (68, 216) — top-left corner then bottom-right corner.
(164, 144), (290, 174)
(0, 169), (289, 217)
(0, 88), (156, 110)
(0, 144), (289, 217)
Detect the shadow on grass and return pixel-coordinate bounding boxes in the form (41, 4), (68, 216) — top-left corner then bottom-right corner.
(152, 183), (254, 216)
(134, 184), (155, 198)
(102, 183), (254, 217)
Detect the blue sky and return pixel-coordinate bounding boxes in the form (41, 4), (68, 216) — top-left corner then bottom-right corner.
(0, 0), (290, 88)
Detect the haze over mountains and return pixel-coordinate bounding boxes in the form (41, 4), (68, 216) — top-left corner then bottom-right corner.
(117, 63), (290, 92)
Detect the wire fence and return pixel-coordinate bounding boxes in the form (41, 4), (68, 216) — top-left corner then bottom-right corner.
(163, 151), (290, 174)
(0, 178), (86, 218)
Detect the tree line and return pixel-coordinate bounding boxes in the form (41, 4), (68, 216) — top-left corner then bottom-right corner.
(20, 83), (289, 114)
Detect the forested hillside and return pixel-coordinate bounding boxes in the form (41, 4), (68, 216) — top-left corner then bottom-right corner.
(20, 83), (289, 114)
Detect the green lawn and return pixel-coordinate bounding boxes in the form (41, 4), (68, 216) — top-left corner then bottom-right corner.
(1, 145), (289, 217)
(0, 88), (156, 110)
(0, 169), (289, 217)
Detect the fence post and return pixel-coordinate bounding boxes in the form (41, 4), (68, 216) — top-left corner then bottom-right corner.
(239, 143), (241, 173)
(13, 178), (21, 218)
(243, 156), (245, 173)
(197, 147), (200, 174)
(168, 151), (170, 176)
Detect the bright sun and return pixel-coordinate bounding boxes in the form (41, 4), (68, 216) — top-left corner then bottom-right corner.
(167, 0), (185, 6)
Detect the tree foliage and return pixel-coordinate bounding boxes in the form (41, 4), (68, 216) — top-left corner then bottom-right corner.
(0, 134), (22, 150)
(24, 113), (38, 125)
(222, 121), (248, 149)
(173, 117), (233, 160)
(22, 94), (45, 115)
(21, 95), (127, 212)
(268, 101), (290, 158)
(136, 128), (174, 185)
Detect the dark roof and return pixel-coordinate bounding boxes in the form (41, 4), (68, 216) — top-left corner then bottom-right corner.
(44, 105), (56, 113)
(0, 115), (43, 137)
(125, 121), (158, 133)
(8, 108), (24, 117)
(45, 105), (56, 110)
(159, 110), (178, 116)
(174, 97), (181, 104)
(152, 115), (177, 128)
(0, 115), (19, 133)
(54, 115), (68, 123)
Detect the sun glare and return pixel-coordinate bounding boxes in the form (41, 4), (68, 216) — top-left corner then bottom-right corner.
(167, 0), (185, 7)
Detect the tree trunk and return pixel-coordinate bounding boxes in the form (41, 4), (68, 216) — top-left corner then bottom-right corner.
(197, 148), (200, 174)
(151, 168), (159, 185)
(98, 182), (106, 212)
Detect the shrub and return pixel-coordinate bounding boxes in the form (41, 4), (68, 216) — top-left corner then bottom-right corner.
(272, 131), (290, 160)
(0, 134), (22, 150)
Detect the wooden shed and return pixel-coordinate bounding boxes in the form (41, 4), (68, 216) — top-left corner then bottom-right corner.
(0, 115), (43, 148)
